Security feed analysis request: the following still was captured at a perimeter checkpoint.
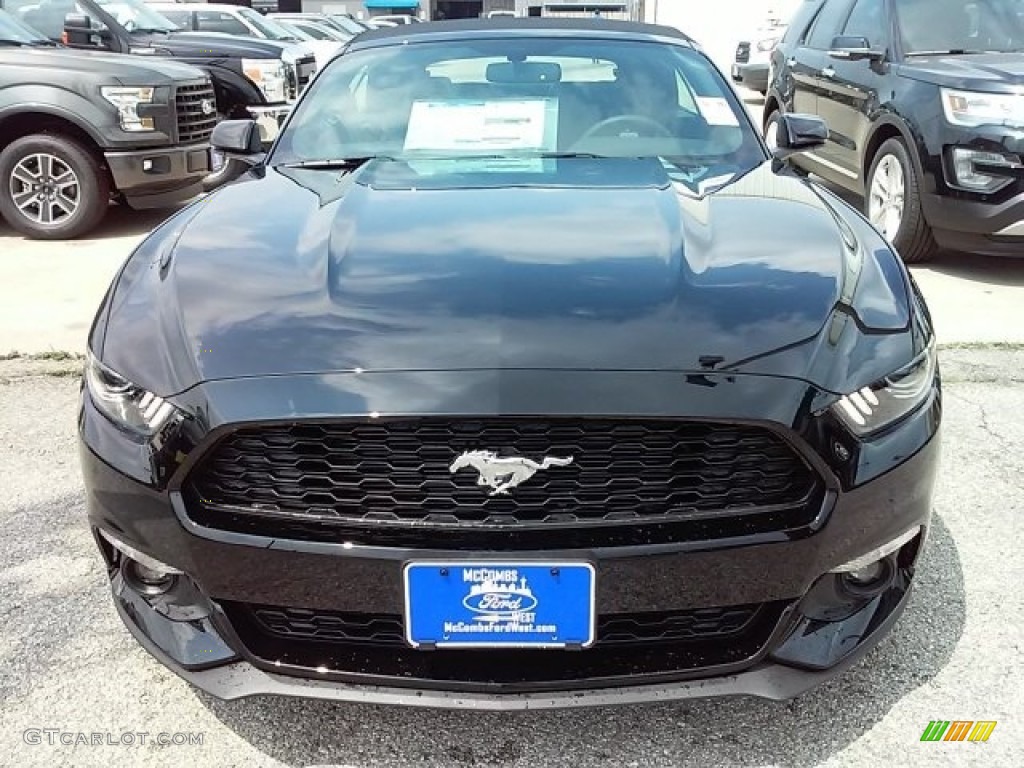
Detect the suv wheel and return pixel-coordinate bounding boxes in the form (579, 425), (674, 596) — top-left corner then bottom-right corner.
(764, 109), (782, 151)
(0, 134), (109, 240)
(866, 138), (936, 263)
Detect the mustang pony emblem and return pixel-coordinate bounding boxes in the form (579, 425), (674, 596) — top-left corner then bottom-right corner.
(449, 450), (574, 496)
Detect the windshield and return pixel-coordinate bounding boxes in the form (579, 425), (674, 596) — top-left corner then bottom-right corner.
(330, 15), (368, 35)
(237, 6), (298, 40)
(896, 0), (1024, 54)
(0, 7), (46, 41)
(93, 0), (177, 32)
(292, 20), (346, 41)
(273, 38), (765, 189)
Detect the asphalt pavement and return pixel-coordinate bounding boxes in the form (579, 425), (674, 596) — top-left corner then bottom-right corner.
(0, 348), (1022, 768)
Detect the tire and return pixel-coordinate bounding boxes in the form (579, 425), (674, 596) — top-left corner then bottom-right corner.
(0, 134), (109, 240)
(865, 137), (936, 263)
(763, 109), (782, 151)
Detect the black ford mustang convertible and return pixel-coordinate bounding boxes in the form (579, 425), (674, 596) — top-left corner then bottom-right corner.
(79, 18), (941, 709)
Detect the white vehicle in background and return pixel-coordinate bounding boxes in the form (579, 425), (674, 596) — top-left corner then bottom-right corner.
(273, 17), (349, 45)
(487, 10), (517, 17)
(269, 12), (360, 42)
(730, 3), (799, 95)
(371, 14), (420, 24)
(148, 2), (341, 69)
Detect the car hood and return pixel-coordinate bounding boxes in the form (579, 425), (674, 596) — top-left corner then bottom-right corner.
(99, 158), (914, 397)
(899, 52), (1024, 91)
(139, 30), (291, 59)
(0, 47), (207, 82)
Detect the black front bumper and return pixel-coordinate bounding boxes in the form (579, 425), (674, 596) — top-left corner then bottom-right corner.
(922, 190), (1024, 257)
(80, 388), (939, 707)
(104, 143), (210, 209)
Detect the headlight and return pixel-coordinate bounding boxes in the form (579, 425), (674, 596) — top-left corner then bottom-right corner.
(940, 88), (1024, 128)
(242, 58), (289, 103)
(831, 344), (937, 436)
(100, 86), (156, 132)
(756, 36), (781, 52)
(84, 353), (180, 436)
(948, 147), (1021, 193)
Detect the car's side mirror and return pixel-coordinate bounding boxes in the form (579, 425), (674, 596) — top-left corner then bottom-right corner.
(772, 113), (828, 160)
(829, 35), (885, 61)
(63, 12), (111, 49)
(211, 119), (264, 159)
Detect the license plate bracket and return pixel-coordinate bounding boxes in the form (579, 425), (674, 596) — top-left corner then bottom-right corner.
(403, 562), (596, 649)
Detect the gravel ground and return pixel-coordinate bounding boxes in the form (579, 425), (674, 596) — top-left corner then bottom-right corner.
(0, 348), (1021, 768)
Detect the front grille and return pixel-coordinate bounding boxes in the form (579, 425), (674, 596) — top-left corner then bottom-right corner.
(736, 42), (751, 63)
(219, 600), (790, 690)
(187, 418), (820, 548)
(175, 81), (218, 144)
(243, 603), (762, 648)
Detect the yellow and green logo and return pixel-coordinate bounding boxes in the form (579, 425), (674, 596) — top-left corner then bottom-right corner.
(920, 721), (997, 742)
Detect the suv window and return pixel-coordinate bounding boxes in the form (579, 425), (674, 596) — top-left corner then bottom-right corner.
(195, 10), (248, 36)
(842, 0), (889, 46)
(159, 9), (190, 28)
(784, 0), (826, 43)
(895, 0), (1024, 55)
(806, 0), (856, 48)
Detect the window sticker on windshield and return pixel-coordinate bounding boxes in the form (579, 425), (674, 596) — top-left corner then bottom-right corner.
(404, 99), (559, 152)
(695, 97), (740, 127)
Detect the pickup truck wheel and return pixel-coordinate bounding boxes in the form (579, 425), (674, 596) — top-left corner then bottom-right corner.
(0, 134), (109, 240)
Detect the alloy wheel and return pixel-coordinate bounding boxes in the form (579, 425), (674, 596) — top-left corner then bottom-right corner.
(868, 154), (905, 242)
(8, 153), (80, 225)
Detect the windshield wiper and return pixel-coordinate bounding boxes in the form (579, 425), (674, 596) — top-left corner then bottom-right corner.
(0, 39), (27, 46)
(278, 156), (384, 170)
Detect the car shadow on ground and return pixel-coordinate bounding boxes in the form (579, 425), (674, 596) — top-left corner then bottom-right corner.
(918, 250), (1024, 288)
(199, 514), (965, 768)
(0, 203), (184, 242)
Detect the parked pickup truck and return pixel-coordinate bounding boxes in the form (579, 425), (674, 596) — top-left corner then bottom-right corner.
(1, 0), (317, 188)
(0, 8), (214, 239)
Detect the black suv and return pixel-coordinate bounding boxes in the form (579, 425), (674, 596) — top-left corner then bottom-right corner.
(765, 0), (1024, 261)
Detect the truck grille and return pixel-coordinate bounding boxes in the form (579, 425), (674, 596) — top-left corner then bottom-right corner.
(736, 42), (751, 63)
(175, 81), (218, 144)
(186, 418), (822, 548)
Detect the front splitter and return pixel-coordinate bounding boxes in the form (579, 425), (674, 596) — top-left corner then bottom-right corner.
(115, 586), (910, 710)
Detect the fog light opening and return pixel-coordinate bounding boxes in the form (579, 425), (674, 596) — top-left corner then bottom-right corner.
(123, 559), (178, 596)
(838, 554), (896, 599)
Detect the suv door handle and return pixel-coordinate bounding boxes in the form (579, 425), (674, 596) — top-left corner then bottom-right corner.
(821, 66), (836, 78)
(787, 57), (797, 67)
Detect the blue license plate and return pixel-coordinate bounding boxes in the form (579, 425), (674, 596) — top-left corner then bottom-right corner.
(403, 562), (596, 648)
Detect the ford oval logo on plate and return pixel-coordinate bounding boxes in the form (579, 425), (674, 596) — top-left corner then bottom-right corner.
(462, 577), (540, 616)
